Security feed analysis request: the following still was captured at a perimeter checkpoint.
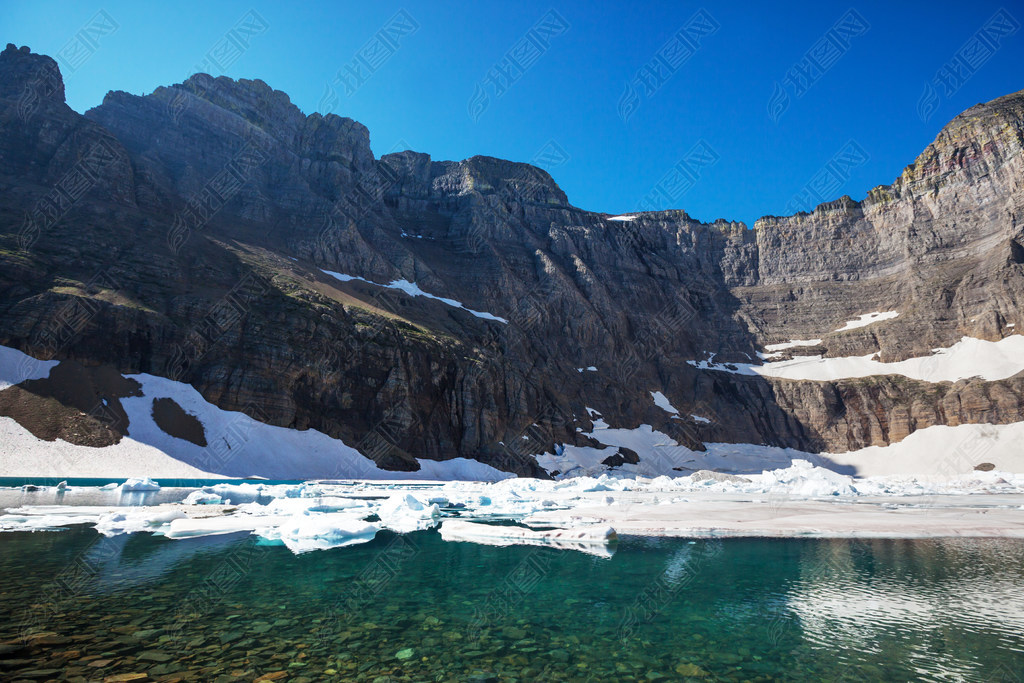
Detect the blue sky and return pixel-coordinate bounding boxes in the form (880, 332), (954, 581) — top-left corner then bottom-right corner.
(5, 0), (1022, 226)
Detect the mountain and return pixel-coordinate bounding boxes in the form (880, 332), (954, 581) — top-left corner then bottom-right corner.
(2, 43), (1023, 479)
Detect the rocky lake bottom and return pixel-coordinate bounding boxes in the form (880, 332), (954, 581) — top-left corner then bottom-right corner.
(0, 527), (1022, 682)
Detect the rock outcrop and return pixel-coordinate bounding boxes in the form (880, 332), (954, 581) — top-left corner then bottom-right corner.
(1, 42), (1022, 475)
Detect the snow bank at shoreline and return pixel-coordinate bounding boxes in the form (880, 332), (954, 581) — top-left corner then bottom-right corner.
(537, 419), (1024, 479)
(0, 369), (511, 481)
(2, 345), (1023, 489)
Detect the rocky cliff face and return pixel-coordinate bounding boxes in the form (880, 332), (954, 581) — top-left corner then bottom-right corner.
(1, 43), (1022, 476)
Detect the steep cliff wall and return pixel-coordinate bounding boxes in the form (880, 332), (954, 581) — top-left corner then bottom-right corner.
(2, 43), (1022, 475)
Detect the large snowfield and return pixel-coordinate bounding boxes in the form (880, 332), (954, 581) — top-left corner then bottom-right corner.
(691, 335), (1024, 383)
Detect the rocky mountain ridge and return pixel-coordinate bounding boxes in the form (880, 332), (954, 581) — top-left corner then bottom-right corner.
(1, 43), (1022, 477)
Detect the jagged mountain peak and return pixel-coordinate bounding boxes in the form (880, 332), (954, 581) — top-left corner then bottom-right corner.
(1, 47), (1023, 479)
(0, 43), (64, 106)
(446, 154), (569, 206)
(895, 86), (1024, 198)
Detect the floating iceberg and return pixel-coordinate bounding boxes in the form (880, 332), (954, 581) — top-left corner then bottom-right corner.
(376, 493), (440, 532)
(120, 477), (161, 492)
(440, 519), (617, 557)
(96, 508), (186, 536)
(264, 515), (380, 554)
(182, 490), (223, 505)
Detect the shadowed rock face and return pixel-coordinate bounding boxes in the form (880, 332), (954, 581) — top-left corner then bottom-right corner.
(1, 42), (1022, 476)
(151, 397), (207, 447)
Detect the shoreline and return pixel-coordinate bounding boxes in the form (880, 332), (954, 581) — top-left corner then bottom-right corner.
(3, 476), (1024, 545)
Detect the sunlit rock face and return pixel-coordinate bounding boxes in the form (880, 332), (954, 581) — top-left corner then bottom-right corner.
(1, 42), (1023, 477)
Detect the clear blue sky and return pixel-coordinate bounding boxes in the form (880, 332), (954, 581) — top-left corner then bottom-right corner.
(5, 0), (1022, 226)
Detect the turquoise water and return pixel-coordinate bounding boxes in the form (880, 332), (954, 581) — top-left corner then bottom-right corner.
(0, 529), (1021, 681)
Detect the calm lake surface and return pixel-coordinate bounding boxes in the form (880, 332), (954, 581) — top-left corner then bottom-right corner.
(0, 528), (1021, 682)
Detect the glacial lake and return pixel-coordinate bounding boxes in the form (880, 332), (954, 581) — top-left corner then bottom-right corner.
(1, 528), (1022, 681)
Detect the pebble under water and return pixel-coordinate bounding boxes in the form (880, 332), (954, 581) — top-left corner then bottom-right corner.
(0, 528), (1022, 682)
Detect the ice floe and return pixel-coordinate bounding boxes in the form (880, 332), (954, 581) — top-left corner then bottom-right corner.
(96, 507), (186, 536)
(261, 515), (380, 553)
(4, 455), (1024, 549)
(0, 505), (116, 531)
(440, 519), (617, 557)
(376, 493), (440, 533)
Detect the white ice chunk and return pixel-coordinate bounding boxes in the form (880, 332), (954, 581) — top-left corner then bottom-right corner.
(120, 478), (161, 492)
(165, 514), (294, 539)
(95, 508), (186, 536)
(440, 519), (616, 557)
(606, 215), (636, 221)
(375, 493), (440, 532)
(0, 505), (116, 531)
(263, 515), (379, 553)
(240, 496), (369, 516)
(182, 490), (223, 505)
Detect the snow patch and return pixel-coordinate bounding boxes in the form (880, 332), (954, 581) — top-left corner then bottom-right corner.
(321, 270), (507, 323)
(690, 336), (1024, 383)
(0, 348), (514, 482)
(835, 311), (899, 332)
(650, 391), (679, 415)
(536, 416), (1024, 480)
(0, 346), (58, 391)
(764, 339), (823, 352)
